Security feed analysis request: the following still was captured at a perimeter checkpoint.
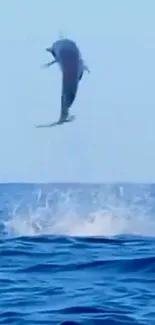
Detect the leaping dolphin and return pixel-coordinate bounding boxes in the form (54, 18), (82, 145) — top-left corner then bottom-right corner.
(42, 38), (90, 123)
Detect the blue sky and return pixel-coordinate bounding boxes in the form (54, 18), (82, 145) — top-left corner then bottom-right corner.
(0, 0), (155, 183)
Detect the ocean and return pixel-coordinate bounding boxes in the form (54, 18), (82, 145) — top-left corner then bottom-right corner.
(0, 182), (155, 325)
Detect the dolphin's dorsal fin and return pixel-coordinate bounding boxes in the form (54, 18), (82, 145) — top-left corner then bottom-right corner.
(58, 29), (65, 40)
(59, 34), (64, 39)
(84, 64), (90, 73)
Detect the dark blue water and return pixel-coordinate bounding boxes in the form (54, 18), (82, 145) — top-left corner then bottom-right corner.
(0, 183), (155, 324)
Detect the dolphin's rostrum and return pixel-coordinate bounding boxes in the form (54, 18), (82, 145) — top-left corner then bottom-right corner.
(43, 38), (90, 123)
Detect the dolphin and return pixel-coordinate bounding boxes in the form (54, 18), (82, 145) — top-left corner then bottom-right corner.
(42, 38), (90, 123)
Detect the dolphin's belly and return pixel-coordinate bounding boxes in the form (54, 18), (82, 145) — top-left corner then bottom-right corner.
(59, 49), (80, 83)
(59, 49), (80, 110)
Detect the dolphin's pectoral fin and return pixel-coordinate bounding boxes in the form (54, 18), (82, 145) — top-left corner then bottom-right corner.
(41, 60), (57, 68)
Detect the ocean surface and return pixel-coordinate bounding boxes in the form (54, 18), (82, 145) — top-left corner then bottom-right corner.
(0, 183), (155, 325)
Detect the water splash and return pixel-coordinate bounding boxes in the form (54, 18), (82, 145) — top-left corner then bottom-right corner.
(2, 184), (155, 238)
